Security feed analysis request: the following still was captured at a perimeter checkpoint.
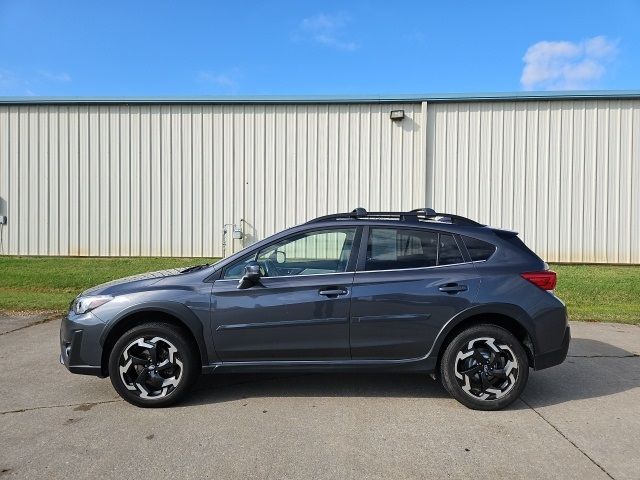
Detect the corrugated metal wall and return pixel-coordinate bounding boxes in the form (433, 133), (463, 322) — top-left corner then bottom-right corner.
(0, 103), (424, 257)
(1, 99), (638, 262)
(426, 99), (640, 263)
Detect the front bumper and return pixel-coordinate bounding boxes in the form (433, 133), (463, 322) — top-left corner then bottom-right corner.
(533, 325), (571, 370)
(60, 311), (106, 377)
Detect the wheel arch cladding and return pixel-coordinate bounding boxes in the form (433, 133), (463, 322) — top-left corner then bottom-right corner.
(433, 306), (536, 369)
(100, 303), (208, 376)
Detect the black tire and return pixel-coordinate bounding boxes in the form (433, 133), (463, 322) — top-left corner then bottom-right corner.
(108, 322), (199, 408)
(440, 324), (529, 411)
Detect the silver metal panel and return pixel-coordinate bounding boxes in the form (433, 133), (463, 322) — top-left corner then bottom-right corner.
(0, 103), (424, 257)
(427, 99), (640, 263)
(1, 99), (637, 262)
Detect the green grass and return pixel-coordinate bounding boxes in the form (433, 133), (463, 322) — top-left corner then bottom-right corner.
(552, 264), (640, 325)
(0, 257), (638, 324)
(0, 256), (219, 312)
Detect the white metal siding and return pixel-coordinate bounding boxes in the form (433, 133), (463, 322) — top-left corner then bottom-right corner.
(427, 100), (640, 263)
(1, 99), (638, 262)
(0, 103), (424, 257)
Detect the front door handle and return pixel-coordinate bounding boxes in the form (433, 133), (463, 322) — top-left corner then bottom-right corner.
(438, 283), (468, 294)
(318, 288), (348, 297)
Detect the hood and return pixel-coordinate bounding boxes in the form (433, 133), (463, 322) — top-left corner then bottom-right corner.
(80, 268), (185, 297)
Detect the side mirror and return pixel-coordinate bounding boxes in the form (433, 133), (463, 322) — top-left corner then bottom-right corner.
(237, 261), (261, 289)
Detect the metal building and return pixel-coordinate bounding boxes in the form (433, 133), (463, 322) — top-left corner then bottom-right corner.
(0, 91), (638, 263)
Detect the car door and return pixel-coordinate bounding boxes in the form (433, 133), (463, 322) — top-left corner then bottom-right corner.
(349, 226), (480, 360)
(210, 227), (360, 362)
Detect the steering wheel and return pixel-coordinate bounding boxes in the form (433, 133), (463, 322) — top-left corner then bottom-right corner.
(262, 258), (279, 277)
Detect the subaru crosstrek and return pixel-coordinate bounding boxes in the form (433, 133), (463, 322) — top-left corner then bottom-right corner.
(60, 208), (570, 410)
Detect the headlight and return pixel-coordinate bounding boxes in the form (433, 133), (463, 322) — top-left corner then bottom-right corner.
(73, 295), (113, 314)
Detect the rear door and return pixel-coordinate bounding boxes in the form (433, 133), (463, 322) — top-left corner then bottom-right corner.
(349, 226), (480, 360)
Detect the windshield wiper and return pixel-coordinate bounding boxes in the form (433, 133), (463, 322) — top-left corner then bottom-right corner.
(180, 264), (211, 274)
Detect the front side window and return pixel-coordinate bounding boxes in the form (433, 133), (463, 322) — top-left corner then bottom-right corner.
(223, 253), (257, 279)
(256, 228), (356, 277)
(224, 228), (357, 279)
(365, 228), (465, 271)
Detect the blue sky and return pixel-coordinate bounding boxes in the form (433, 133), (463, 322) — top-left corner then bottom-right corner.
(0, 0), (638, 96)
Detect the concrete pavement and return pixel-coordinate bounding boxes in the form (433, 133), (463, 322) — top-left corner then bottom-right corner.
(0, 312), (58, 335)
(0, 317), (638, 479)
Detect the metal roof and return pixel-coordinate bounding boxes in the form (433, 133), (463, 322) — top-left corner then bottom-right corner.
(0, 90), (639, 105)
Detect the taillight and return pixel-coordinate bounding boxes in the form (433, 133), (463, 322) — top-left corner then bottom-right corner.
(521, 271), (557, 291)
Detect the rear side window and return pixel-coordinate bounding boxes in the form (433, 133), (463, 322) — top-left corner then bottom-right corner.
(438, 234), (464, 265)
(462, 236), (496, 261)
(365, 228), (465, 271)
(366, 228), (437, 271)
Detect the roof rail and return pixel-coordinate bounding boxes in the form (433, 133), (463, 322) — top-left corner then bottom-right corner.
(306, 208), (483, 226)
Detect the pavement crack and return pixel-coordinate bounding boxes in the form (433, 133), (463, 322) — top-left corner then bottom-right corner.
(1, 399), (121, 415)
(0, 316), (60, 336)
(520, 397), (615, 479)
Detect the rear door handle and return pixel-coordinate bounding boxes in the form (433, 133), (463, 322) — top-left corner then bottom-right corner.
(319, 288), (348, 297)
(438, 283), (468, 293)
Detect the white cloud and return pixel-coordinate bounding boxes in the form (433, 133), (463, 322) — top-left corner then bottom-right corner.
(521, 36), (618, 90)
(0, 68), (72, 95)
(0, 70), (18, 87)
(403, 31), (426, 44)
(37, 70), (71, 82)
(198, 72), (235, 87)
(196, 70), (240, 93)
(0, 69), (32, 94)
(298, 13), (357, 51)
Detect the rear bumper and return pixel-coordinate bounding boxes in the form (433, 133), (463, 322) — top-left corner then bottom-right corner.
(534, 325), (571, 370)
(60, 312), (106, 377)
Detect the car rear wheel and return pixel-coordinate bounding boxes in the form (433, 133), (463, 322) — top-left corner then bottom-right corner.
(440, 324), (529, 410)
(108, 322), (198, 407)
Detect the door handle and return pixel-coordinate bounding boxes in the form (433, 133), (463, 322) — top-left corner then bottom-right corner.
(438, 283), (468, 293)
(318, 288), (348, 297)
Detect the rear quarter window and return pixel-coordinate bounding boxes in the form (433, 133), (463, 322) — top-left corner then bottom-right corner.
(461, 236), (496, 261)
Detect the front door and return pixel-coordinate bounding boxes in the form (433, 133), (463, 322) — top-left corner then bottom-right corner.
(349, 226), (480, 360)
(211, 227), (359, 361)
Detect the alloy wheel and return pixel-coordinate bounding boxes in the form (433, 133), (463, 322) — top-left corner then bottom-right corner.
(454, 337), (518, 400)
(118, 336), (183, 399)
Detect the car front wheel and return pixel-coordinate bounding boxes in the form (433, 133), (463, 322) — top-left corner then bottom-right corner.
(108, 322), (198, 407)
(440, 324), (529, 411)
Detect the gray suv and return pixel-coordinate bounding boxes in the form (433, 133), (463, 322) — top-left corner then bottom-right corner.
(60, 208), (570, 410)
